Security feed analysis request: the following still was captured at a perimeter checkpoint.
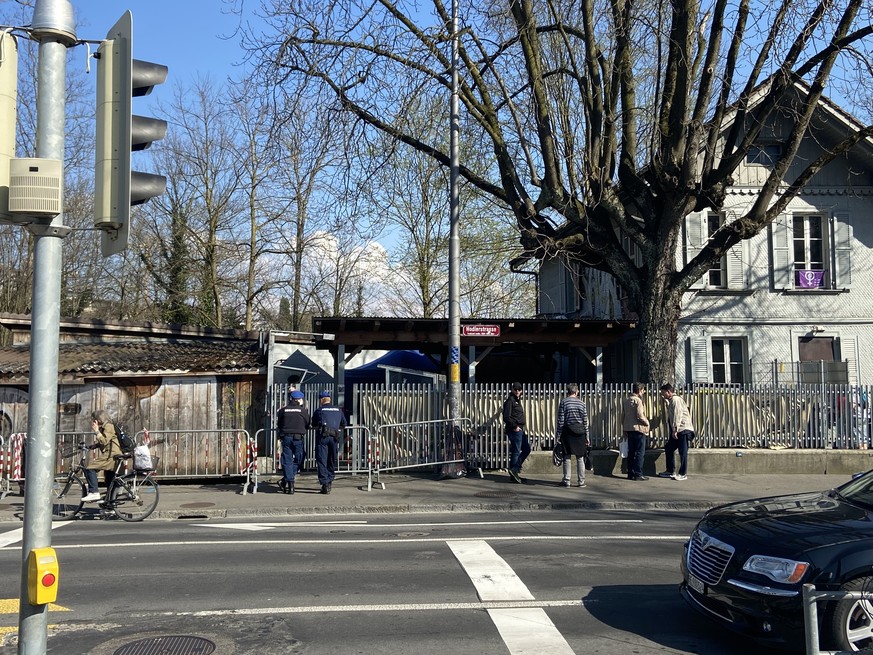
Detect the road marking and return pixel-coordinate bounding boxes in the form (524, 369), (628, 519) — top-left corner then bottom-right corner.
(192, 518), (643, 532)
(0, 598), (71, 642)
(163, 599), (582, 617)
(0, 522), (73, 548)
(489, 607), (575, 655)
(1, 535), (686, 550)
(447, 540), (535, 600)
(448, 540), (576, 654)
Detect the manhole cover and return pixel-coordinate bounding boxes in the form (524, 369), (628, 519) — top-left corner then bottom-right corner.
(475, 490), (518, 499)
(179, 502), (216, 509)
(114, 635), (216, 655)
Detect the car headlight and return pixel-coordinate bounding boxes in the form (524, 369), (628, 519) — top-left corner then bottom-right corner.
(742, 555), (809, 584)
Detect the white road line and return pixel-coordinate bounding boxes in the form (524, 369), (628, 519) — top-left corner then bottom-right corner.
(448, 539), (577, 654)
(192, 519), (643, 531)
(489, 607), (576, 655)
(448, 539), (535, 601)
(0, 535), (685, 550)
(0, 522), (73, 548)
(163, 599), (581, 617)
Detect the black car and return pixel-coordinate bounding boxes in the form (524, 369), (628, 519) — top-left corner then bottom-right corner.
(680, 471), (873, 651)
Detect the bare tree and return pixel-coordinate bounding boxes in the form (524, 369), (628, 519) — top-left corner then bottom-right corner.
(247, 0), (873, 382)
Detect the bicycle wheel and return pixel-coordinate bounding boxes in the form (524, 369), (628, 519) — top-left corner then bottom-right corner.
(51, 474), (85, 520)
(112, 476), (159, 522)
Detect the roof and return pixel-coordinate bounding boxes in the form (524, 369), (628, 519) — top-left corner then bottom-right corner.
(0, 314), (266, 383)
(0, 339), (264, 383)
(312, 316), (634, 352)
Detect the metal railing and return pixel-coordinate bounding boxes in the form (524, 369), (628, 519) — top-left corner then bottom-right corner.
(802, 583), (873, 655)
(352, 383), (873, 466)
(367, 418), (482, 491)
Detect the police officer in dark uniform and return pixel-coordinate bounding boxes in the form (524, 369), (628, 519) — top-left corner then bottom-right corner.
(311, 390), (346, 494)
(277, 389), (310, 494)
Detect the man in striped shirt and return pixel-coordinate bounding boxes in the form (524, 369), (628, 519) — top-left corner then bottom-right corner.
(556, 383), (590, 487)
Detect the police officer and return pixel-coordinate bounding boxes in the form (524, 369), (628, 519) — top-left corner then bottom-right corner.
(277, 389), (310, 494)
(312, 390), (346, 494)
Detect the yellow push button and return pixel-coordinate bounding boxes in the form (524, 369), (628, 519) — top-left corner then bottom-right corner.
(27, 548), (59, 605)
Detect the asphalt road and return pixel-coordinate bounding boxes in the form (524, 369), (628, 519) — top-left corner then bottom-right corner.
(0, 510), (787, 655)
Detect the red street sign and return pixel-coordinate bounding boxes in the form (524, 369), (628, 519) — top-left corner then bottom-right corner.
(462, 324), (500, 337)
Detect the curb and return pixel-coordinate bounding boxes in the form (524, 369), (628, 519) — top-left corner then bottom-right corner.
(150, 500), (722, 520)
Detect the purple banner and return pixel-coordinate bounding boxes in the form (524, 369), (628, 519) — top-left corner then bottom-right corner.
(796, 269), (825, 288)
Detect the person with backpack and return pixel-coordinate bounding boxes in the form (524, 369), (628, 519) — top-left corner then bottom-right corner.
(82, 409), (122, 502)
(311, 390), (346, 494)
(276, 390), (310, 494)
(555, 383), (590, 488)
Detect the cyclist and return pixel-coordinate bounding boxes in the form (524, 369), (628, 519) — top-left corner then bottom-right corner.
(82, 409), (122, 502)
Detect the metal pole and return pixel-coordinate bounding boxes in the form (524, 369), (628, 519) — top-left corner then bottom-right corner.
(447, 0), (461, 422)
(18, 1), (74, 653)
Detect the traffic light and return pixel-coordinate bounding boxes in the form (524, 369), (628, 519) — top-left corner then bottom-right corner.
(27, 547), (59, 605)
(0, 29), (18, 223)
(94, 11), (167, 257)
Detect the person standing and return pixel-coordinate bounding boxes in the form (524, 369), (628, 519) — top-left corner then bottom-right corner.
(621, 383), (650, 481)
(659, 383), (695, 480)
(502, 382), (530, 483)
(556, 383), (590, 488)
(277, 390), (310, 494)
(82, 410), (121, 502)
(311, 390), (346, 494)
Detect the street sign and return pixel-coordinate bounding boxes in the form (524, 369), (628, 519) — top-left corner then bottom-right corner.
(462, 324), (500, 337)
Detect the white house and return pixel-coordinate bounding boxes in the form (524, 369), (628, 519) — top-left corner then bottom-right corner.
(537, 85), (873, 385)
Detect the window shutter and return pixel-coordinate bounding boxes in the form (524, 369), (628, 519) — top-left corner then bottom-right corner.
(771, 215), (792, 290)
(688, 336), (710, 383)
(832, 212), (852, 289)
(684, 213), (706, 289)
(840, 335), (859, 385)
(725, 240), (747, 289)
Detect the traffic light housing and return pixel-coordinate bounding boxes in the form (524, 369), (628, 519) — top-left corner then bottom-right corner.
(27, 547), (59, 605)
(94, 11), (167, 256)
(0, 30), (18, 223)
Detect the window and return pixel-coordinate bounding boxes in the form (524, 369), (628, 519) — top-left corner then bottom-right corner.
(747, 143), (782, 166)
(706, 213), (726, 287)
(711, 338), (747, 384)
(771, 212), (852, 291)
(793, 215), (826, 288)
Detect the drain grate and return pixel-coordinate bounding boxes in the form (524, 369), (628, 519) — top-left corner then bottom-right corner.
(113, 635), (216, 655)
(474, 490), (518, 499)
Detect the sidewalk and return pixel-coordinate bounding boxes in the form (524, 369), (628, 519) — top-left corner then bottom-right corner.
(0, 469), (851, 522)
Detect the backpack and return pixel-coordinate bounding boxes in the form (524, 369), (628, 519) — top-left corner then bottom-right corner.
(116, 424), (135, 453)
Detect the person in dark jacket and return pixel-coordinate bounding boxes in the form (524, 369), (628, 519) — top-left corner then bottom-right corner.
(311, 390), (346, 494)
(82, 410), (121, 502)
(502, 382), (530, 483)
(277, 390), (310, 494)
(556, 383), (590, 488)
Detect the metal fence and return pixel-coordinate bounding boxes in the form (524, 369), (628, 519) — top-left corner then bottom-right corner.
(802, 583), (872, 655)
(352, 382), (873, 468)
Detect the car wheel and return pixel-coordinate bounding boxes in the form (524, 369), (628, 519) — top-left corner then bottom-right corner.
(828, 576), (873, 652)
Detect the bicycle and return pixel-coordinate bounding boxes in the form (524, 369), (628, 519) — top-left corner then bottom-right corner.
(51, 442), (160, 521)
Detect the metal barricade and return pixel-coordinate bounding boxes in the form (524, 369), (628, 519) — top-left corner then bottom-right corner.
(0, 433), (25, 499)
(367, 418), (482, 492)
(127, 429), (251, 480)
(802, 583), (873, 655)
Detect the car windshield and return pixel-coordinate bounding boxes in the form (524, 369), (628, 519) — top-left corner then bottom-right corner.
(834, 470), (873, 509)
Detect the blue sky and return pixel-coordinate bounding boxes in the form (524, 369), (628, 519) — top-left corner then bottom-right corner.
(73, 1), (249, 88)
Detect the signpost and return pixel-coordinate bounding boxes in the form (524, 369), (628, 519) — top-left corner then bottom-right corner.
(462, 324), (501, 337)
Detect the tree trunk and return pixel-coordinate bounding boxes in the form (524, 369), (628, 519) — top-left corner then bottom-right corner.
(636, 283), (682, 385)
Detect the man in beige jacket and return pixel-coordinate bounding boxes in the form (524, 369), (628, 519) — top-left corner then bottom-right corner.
(659, 383), (695, 480)
(621, 382), (650, 480)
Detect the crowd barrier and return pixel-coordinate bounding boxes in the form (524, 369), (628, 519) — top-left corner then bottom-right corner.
(367, 418), (483, 492)
(246, 425), (371, 494)
(0, 434), (24, 500)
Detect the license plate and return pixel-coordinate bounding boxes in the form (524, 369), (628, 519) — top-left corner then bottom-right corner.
(688, 573), (706, 595)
